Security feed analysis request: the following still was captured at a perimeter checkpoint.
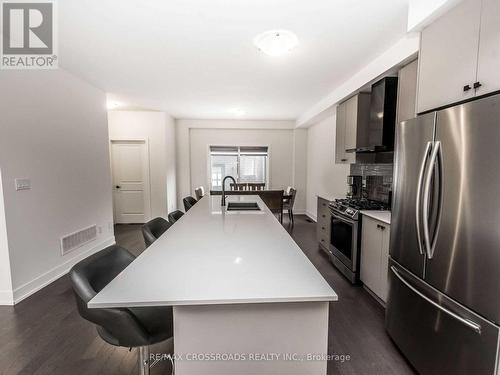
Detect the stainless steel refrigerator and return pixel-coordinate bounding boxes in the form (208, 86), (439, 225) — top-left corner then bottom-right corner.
(386, 94), (500, 375)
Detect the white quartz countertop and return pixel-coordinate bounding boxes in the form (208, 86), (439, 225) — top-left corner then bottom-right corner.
(89, 195), (337, 308)
(360, 210), (391, 225)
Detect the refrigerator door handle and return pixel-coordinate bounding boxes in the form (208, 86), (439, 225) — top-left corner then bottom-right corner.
(416, 141), (432, 255)
(390, 266), (481, 334)
(422, 141), (442, 259)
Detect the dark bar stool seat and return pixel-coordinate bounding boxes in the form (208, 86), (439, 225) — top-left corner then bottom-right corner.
(69, 245), (173, 375)
(141, 217), (171, 247)
(168, 210), (184, 224)
(183, 196), (197, 211)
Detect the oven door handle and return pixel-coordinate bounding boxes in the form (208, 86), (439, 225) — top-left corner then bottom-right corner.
(330, 212), (355, 225)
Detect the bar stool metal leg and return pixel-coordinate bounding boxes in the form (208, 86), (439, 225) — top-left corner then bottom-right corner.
(139, 346), (150, 375)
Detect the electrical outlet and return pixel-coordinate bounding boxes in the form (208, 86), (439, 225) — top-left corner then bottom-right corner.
(15, 178), (31, 191)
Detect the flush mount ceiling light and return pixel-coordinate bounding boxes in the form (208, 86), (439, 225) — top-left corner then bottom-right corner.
(253, 29), (299, 57)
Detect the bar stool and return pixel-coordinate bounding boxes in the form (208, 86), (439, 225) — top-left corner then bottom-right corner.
(69, 245), (174, 375)
(142, 217), (171, 247)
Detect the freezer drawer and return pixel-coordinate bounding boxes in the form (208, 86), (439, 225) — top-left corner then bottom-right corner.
(386, 260), (499, 375)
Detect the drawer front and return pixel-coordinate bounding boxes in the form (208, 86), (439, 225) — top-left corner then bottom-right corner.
(317, 222), (330, 247)
(317, 198), (331, 247)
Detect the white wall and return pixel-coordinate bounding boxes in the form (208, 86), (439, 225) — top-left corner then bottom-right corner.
(176, 119), (307, 213)
(305, 112), (350, 220)
(292, 129), (308, 212)
(297, 34), (420, 127)
(407, 0), (463, 31)
(108, 111), (177, 218)
(0, 170), (13, 304)
(0, 69), (115, 304)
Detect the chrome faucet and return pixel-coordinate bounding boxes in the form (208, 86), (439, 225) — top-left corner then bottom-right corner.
(221, 175), (236, 206)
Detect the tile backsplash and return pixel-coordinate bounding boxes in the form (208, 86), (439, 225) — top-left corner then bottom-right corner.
(350, 164), (394, 204)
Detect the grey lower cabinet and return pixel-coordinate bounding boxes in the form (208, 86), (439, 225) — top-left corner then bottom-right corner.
(360, 216), (390, 303)
(316, 197), (331, 253)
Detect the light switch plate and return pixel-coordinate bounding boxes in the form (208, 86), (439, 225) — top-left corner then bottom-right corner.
(15, 178), (31, 191)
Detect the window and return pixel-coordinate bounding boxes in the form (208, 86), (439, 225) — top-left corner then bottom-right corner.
(210, 146), (268, 190)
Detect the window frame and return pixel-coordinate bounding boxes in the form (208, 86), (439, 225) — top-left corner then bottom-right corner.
(207, 145), (270, 191)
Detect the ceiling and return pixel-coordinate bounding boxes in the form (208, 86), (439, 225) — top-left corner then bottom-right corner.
(59, 0), (409, 120)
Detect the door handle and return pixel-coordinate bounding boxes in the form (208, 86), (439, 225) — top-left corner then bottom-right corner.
(391, 266), (481, 334)
(422, 141), (441, 259)
(416, 141), (432, 255)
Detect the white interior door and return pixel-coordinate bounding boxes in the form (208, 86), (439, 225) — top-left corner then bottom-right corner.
(111, 141), (151, 224)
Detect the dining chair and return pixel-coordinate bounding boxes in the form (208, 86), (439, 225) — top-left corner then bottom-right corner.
(259, 190), (284, 223)
(194, 186), (205, 200)
(230, 183), (248, 191)
(248, 183), (265, 191)
(69, 245), (173, 375)
(142, 217), (172, 247)
(283, 188), (297, 225)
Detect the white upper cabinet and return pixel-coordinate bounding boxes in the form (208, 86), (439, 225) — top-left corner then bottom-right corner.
(417, 0), (481, 113)
(344, 95), (358, 152)
(417, 0), (500, 114)
(335, 101), (351, 164)
(476, 0), (500, 96)
(397, 59), (418, 123)
(335, 93), (370, 164)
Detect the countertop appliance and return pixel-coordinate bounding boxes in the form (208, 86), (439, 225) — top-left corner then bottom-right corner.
(347, 76), (398, 153)
(328, 198), (389, 283)
(386, 94), (500, 375)
(346, 175), (362, 199)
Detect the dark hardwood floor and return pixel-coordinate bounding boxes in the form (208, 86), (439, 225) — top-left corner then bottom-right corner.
(0, 216), (414, 375)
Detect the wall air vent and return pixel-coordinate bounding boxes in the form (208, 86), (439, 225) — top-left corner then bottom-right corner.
(60, 225), (97, 256)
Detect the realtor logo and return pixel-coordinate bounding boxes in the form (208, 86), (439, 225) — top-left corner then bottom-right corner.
(1, 0), (58, 69)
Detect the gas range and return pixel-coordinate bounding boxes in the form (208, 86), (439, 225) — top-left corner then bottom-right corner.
(329, 198), (390, 220)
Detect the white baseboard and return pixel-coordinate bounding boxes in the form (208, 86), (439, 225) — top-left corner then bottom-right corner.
(293, 209), (306, 215)
(306, 211), (317, 222)
(0, 290), (14, 305)
(10, 236), (115, 305)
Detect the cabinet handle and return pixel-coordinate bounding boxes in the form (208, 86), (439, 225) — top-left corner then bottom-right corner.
(341, 158), (348, 162)
(322, 214), (326, 218)
(463, 84), (471, 92)
(473, 82), (482, 90)
(321, 226), (325, 230)
(321, 239), (325, 242)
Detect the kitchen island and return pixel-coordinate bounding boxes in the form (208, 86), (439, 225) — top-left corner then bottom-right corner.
(90, 195), (337, 374)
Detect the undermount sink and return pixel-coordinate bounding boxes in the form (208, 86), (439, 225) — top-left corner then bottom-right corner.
(226, 202), (260, 211)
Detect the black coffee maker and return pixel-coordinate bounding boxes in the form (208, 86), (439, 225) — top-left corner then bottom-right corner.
(347, 175), (362, 199)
